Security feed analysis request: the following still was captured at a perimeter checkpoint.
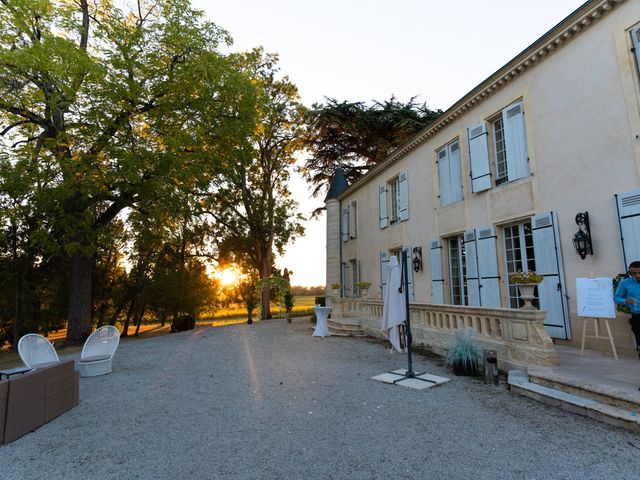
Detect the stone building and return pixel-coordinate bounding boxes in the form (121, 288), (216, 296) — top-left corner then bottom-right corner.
(325, 0), (640, 366)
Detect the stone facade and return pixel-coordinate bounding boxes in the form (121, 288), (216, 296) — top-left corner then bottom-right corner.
(326, 0), (640, 358)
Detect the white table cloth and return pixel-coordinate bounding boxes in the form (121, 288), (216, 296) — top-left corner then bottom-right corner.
(312, 306), (332, 337)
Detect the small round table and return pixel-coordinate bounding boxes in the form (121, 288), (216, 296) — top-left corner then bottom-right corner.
(312, 306), (332, 337)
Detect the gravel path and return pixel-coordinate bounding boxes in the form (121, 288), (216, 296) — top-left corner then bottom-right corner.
(1, 319), (639, 479)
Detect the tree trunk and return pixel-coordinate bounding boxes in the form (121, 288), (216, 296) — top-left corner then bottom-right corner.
(32, 298), (42, 334)
(11, 223), (21, 349)
(134, 302), (147, 336)
(260, 253), (272, 320)
(66, 251), (94, 343)
(109, 303), (124, 326)
(160, 310), (167, 327)
(121, 299), (135, 338)
(12, 274), (21, 349)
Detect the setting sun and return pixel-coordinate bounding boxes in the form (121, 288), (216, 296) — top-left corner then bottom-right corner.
(217, 267), (240, 286)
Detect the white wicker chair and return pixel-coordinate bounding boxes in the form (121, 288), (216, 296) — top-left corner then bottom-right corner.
(17, 333), (59, 368)
(77, 325), (120, 377)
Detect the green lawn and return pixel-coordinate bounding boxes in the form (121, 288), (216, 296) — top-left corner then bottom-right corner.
(209, 295), (318, 321)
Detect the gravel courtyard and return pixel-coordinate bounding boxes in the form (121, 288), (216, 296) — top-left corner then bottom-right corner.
(1, 318), (639, 479)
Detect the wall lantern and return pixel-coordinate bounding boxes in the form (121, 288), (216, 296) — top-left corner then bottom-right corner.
(572, 212), (593, 260)
(412, 246), (423, 272)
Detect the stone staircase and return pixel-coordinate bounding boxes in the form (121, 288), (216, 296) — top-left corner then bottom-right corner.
(328, 317), (366, 337)
(508, 369), (640, 433)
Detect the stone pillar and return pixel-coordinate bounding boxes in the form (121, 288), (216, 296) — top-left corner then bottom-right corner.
(325, 197), (341, 307)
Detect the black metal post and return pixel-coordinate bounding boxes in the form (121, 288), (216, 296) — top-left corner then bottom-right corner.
(402, 249), (415, 378)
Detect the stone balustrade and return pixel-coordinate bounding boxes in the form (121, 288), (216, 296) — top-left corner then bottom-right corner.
(330, 298), (558, 371)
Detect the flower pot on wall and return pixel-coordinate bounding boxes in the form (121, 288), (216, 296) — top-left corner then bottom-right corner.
(517, 283), (538, 310)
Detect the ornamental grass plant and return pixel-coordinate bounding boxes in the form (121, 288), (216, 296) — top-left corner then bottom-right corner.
(445, 328), (480, 376)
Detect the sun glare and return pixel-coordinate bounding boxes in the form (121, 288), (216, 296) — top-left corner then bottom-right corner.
(218, 268), (239, 286)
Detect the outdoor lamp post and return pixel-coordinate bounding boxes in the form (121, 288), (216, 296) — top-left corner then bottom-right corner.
(572, 211), (593, 260)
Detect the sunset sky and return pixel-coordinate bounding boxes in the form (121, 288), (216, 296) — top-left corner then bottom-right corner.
(190, 0), (586, 286)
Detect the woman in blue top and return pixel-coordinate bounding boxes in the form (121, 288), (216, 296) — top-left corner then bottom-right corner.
(614, 260), (640, 359)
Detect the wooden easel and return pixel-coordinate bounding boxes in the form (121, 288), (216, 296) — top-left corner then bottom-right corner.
(580, 317), (618, 360)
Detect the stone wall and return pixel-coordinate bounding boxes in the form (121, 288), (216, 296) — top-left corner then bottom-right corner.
(331, 299), (559, 372)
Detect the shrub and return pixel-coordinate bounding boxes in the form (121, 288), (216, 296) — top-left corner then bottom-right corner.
(170, 314), (196, 333)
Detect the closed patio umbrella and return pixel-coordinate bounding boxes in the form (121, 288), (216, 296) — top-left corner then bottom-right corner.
(381, 255), (405, 352)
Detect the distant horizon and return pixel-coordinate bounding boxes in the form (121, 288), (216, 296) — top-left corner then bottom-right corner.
(191, 0), (587, 287)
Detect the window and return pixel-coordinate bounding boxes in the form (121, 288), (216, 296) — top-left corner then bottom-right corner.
(379, 171), (409, 228)
(491, 101), (529, 184)
(491, 115), (508, 184)
(350, 259), (358, 297)
(504, 221), (538, 309)
(437, 139), (463, 206)
(448, 236), (468, 305)
(390, 177), (401, 223)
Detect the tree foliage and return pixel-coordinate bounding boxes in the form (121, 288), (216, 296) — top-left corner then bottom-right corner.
(0, 0), (255, 342)
(202, 48), (306, 319)
(302, 96), (442, 200)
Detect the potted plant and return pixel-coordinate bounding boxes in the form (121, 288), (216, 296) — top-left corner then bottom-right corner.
(508, 271), (543, 310)
(445, 328), (480, 376)
(283, 291), (294, 323)
(356, 281), (371, 297)
(330, 282), (341, 296)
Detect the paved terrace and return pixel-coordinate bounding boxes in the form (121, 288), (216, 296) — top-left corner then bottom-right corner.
(1, 319), (639, 479)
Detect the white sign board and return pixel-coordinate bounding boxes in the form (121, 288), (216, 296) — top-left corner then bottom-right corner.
(575, 277), (615, 318)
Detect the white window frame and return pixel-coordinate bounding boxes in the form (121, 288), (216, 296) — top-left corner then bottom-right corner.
(389, 176), (401, 223)
(384, 170), (409, 225)
(350, 259), (359, 297)
(448, 235), (468, 305)
(490, 100), (529, 185)
(503, 221), (537, 309)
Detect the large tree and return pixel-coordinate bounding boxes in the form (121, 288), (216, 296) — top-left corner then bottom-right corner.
(0, 0), (254, 341)
(202, 49), (305, 319)
(302, 97), (442, 200)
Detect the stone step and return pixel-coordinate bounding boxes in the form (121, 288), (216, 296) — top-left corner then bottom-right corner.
(328, 319), (366, 337)
(508, 370), (640, 433)
(527, 369), (640, 412)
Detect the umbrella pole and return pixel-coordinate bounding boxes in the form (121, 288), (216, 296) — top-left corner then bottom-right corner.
(402, 249), (415, 378)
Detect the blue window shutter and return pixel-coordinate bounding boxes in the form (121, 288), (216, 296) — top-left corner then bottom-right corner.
(379, 251), (389, 300)
(631, 23), (640, 79)
(379, 185), (388, 229)
(399, 170), (409, 221)
(430, 239), (444, 304)
(532, 212), (570, 340)
(476, 227), (501, 308)
(616, 188), (640, 269)
(349, 201), (357, 239)
(449, 141), (463, 203)
(463, 230), (480, 306)
(341, 206), (349, 242)
(438, 147), (450, 206)
(502, 101), (529, 182)
(468, 123), (491, 192)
